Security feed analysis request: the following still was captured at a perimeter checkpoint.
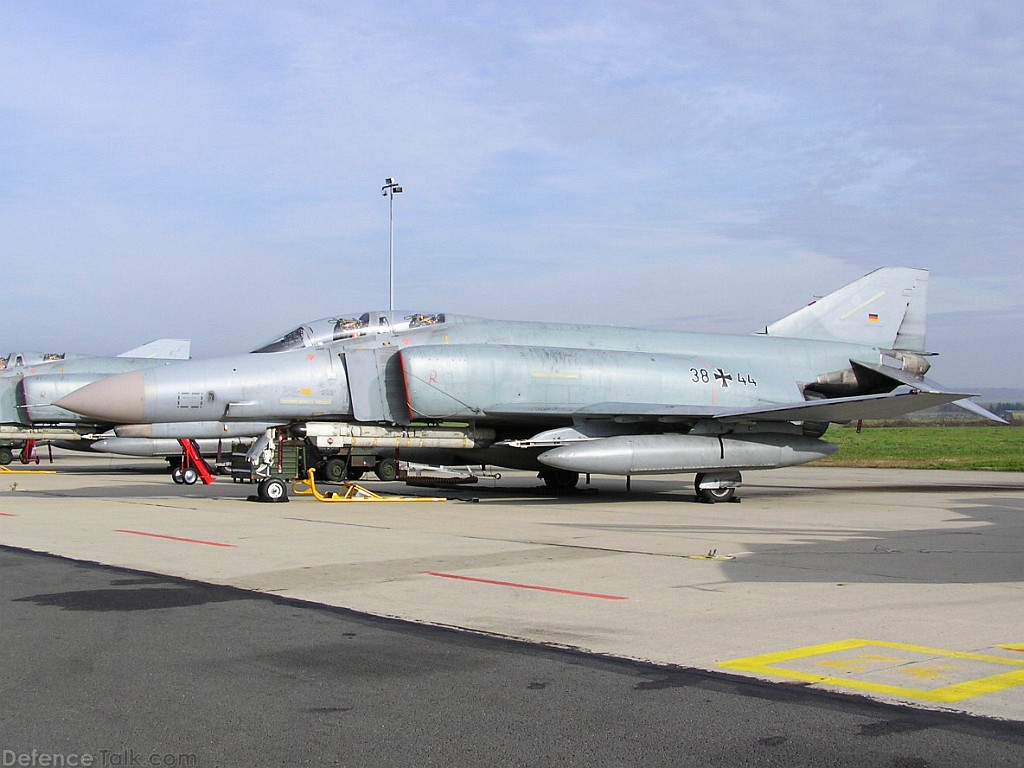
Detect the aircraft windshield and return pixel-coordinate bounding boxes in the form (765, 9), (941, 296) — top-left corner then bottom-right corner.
(0, 352), (66, 369)
(251, 312), (446, 353)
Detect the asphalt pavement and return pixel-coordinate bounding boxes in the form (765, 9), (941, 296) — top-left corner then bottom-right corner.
(2, 548), (1022, 768)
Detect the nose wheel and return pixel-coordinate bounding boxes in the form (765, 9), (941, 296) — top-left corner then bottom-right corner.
(257, 477), (288, 502)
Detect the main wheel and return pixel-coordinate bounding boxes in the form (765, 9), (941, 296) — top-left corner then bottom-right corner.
(0, 447), (14, 465)
(694, 473), (736, 503)
(540, 469), (580, 491)
(374, 458), (398, 482)
(696, 486), (736, 503)
(257, 477), (288, 502)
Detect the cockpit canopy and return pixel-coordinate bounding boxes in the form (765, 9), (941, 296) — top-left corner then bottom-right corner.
(251, 312), (446, 353)
(0, 352), (66, 370)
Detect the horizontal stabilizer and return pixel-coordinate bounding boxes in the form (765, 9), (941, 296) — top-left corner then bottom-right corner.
(852, 360), (1007, 423)
(117, 339), (191, 360)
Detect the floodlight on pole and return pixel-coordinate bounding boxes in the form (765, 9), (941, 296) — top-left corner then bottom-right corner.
(381, 177), (403, 311)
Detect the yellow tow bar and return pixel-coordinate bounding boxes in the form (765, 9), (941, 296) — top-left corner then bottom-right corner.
(291, 469), (447, 503)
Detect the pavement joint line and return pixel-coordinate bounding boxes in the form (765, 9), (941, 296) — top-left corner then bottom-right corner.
(455, 534), (750, 560)
(284, 517), (394, 530)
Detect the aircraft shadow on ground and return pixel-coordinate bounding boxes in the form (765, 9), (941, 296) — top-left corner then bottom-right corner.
(553, 496), (1024, 585)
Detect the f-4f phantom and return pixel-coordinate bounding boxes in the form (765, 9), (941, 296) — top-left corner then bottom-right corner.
(0, 339), (192, 465)
(59, 267), (999, 501)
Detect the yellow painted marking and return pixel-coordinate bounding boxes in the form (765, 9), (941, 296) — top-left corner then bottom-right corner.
(300, 388), (313, 396)
(721, 639), (1024, 703)
(998, 644), (1024, 652)
(0, 466), (56, 474)
(840, 291), (886, 320)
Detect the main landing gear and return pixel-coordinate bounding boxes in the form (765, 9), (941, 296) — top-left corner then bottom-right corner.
(539, 468), (580, 491)
(694, 471), (741, 504)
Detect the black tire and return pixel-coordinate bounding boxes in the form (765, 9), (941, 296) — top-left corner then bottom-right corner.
(374, 458), (399, 482)
(258, 477), (288, 502)
(541, 469), (580, 490)
(323, 458), (347, 483)
(697, 486), (735, 503)
(0, 447), (14, 466)
(694, 474), (736, 503)
(182, 467), (199, 485)
(171, 467), (185, 485)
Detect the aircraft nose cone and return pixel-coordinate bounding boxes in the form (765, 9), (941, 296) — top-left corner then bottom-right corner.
(56, 370), (147, 423)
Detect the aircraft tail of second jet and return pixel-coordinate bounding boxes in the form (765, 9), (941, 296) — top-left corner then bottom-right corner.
(117, 339), (192, 360)
(762, 266), (928, 353)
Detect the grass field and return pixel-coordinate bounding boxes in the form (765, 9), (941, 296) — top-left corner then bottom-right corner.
(816, 425), (1024, 471)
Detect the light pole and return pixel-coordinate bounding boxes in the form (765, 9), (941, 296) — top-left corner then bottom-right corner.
(381, 177), (403, 311)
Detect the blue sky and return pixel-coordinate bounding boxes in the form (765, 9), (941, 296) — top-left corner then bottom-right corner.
(2, 1), (1021, 387)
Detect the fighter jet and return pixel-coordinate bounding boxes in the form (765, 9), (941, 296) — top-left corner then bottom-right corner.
(58, 267), (999, 501)
(0, 339), (191, 464)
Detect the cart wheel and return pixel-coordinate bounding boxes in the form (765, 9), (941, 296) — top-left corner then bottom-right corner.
(182, 467), (199, 485)
(374, 458), (398, 482)
(171, 467), (185, 484)
(323, 458), (347, 483)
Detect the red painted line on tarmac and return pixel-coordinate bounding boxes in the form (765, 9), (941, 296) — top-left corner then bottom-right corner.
(0, 512), (17, 517)
(423, 571), (628, 600)
(114, 529), (235, 548)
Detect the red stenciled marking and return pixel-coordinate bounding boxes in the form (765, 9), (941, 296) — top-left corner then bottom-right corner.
(398, 350), (416, 422)
(424, 571), (627, 600)
(114, 529), (235, 548)
(0, 512), (17, 517)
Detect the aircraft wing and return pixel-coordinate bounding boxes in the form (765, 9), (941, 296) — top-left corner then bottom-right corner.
(488, 390), (972, 425)
(709, 390), (969, 423)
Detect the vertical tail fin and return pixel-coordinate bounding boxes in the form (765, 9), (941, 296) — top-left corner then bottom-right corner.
(762, 267), (928, 352)
(117, 339), (192, 360)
